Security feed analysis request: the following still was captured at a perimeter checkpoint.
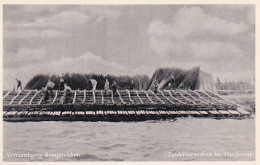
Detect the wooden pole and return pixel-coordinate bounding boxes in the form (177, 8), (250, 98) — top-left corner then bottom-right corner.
(125, 90), (134, 104)
(52, 91), (58, 104)
(135, 90), (143, 104)
(3, 91), (11, 100)
(159, 90), (175, 105)
(9, 91), (21, 105)
(29, 90), (41, 105)
(117, 90), (126, 104)
(19, 91), (32, 104)
(149, 89), (164, 104)
(142, 90), (155, 104)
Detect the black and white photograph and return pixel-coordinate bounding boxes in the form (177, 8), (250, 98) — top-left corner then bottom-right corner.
(2, 3), (256, 162)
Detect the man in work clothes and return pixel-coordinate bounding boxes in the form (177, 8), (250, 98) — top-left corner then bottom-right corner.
(166, 83), (172, 90)
(59, 73), (65, 91)
(170, 75), (176, 91)
(62, 84), (73, 104)
(45, 79), (55, 97)
(111, 80), (117, 96)
(16, 78), (22, 91)
(90, 79), (97, 91)
(42, 87), (49, 103)
(104, 79), (109, 95)
(130, 80), (135, 90)
(154, 80), (159, 94)
(177, 82), (184, 90)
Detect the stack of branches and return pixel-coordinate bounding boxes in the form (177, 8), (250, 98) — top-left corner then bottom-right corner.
(148, 67), (201, 90)
(25, 73), (150, 90)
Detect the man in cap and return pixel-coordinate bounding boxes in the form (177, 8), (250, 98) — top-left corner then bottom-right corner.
(45, 79), (55, 97)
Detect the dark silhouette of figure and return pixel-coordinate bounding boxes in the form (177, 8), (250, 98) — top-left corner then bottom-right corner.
(62, 84), (73, 104)
(130, 80), (135, 90)
(111, 80), (117, 96)
(45, 79), (55, 97)
(16, 78), (22, 91)
(59, 73), (65, 91)
(154, 80), (158, 94)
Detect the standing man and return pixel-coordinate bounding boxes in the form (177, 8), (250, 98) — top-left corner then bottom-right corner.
(16, 78), (22, 91)
(172, 81), (177, 91)
(104, 79), (109, 95)
(130, 80), (135, 90)
(177, 82), (184, 90)
(166, 83), (172, 90)
(90, 79), (97, 91)
(45, 79), (55, 97)
(170, 75), (176, 91)
(154, 80), (158, 94)
(62, 83), (73, 104)
(59, 73), (65, 91)
(111, 80), (117, 96)
(42, 87), (49, 103)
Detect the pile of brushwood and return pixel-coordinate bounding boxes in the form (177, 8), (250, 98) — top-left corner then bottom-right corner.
(25, 73), (149, 90)
(149, 67), (201, 90)
(25, 66), (215, 91)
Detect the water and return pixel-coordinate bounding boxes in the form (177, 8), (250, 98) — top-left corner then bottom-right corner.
(3, 118), (255, 161)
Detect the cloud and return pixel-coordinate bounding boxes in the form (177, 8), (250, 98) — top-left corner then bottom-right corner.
(148, 33), (185, 54)
(148, 6), (252, 57)
(161, 60), (254, 82)
(5, 6), (121, 30)
(188, 41), (244, 59)
(14, 11), (90, 30)
(4, 5), (123, 43)
(205, 5), (254, 25)
(4, 52), (126, 90)
(152, 39), (254, 81)
(47, 52), (125, 74)
(18, 6), (61, 13)
(4, 29), (71, 39)
(4, 10), (89, 40)
(4, 5), (61, 14)
(147, 6), (254, 81)
(37, 11), (89, 29)
(149, 6), (248, 40)
(78, 6), (121, 22)
(247, 6), (255, 25)
(4, 48), (47, 68)
(150, 39), (252, 78)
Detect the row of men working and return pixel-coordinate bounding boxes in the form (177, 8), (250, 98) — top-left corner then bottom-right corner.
(43, 77), (122, 103)
(15, 74), (137, 92)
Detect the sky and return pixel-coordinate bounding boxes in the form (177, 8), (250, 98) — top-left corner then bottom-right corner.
(3, 5), (255, 90)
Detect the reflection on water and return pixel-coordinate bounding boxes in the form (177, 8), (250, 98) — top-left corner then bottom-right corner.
(3, 118), (255, 161)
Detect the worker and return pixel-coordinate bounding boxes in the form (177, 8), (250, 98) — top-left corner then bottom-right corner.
(42, 87), (49, 103)
(166, 82), (171, 90)
(59, 73), (65, 91)
(154, 80), (158, 94)
(130, 80), (135, 90)
(104, 79), (109, 94)
(16, 78), (22, 91)
(170, 75), (176, 91)
(178, 82), (184, 90)
(62, 83), (73, 104)
(90, 79), (97, 91)
(45, 79), (55, 97)
(111, 80), (117, 96)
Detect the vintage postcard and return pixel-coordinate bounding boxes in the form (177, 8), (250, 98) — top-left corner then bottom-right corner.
(1, 1), (257, 163)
